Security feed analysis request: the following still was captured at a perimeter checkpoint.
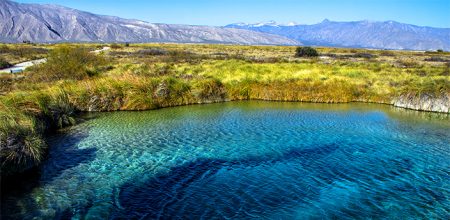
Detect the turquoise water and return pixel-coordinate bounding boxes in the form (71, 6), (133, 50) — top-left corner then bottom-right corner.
(2, 101), (449, 219)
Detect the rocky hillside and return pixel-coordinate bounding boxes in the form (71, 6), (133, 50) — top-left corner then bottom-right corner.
(226, 19), (450, 51)
(0, 0), (298, 45)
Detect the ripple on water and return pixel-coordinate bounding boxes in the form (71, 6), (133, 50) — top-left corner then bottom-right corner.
(1, 101), (449, 219)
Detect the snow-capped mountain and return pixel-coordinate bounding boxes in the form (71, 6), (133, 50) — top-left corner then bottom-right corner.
(228, 21), (300, 28)
(0, 0), (298, 45)
(226, 19), (450, 51)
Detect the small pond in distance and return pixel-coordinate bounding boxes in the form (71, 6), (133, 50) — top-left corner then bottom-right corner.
(2, 101), (449, 219)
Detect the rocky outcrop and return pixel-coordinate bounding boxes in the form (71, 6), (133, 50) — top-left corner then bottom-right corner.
(392, 93), (450, 113)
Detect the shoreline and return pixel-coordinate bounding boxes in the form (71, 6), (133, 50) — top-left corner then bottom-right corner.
(1, 89), (449, 178)
(1, 97), (448, 183)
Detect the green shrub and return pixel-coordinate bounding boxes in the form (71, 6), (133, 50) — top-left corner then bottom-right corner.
(0, 46), (47, 58)
(353, 53), (377, 59)
(110, 43), (123, 49)
(167, 50), (201, 63)
(424, 56), (449, 62)
(137, 48), (168, 56)
(31, 46), (106, 82)
(0, 57), (12, 69)
(437, 49), (444, 53)
(44, 89), (76, 128)
(443, 62), (450, 76)
(0, 45), (9, 53)
(295, 47), (319, 57)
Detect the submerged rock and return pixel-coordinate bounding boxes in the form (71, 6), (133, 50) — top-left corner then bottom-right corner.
(392, 93), (449, 113)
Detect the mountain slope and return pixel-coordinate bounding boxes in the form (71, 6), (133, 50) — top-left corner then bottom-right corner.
(0, 0), (298, 45)
(226, 20), (450, 51)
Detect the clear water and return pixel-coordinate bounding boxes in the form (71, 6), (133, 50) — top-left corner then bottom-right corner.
(2, 101), (449, 219)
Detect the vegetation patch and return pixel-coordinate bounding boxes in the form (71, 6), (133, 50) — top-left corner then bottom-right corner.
(0, 57), (12, 69)
(295, 47), (319, 57)
(29, 46), (108, 82)
(0, 43), (449, 177)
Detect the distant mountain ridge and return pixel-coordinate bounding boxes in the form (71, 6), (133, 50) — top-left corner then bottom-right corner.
(1, 0), (449, 50)
(0, 0), (298, 45)
(226, 19), (450, 51)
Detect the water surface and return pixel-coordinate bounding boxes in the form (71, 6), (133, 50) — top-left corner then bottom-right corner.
(2, 101), (449, 219)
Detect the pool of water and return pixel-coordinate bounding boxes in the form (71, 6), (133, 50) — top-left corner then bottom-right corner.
(2, 101), (449, 219)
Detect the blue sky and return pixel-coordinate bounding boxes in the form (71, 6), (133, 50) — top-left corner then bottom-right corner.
(15, 0), (450, 28)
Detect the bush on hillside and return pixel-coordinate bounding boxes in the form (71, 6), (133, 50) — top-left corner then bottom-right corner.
(32, 46), (106, 81)
(295, 47), (319, 57)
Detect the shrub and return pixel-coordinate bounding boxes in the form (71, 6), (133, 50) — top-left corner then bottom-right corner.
(137, 48), (168, 56)
(437, 49), (444, 53)
(167, 50), (201, 63)
(153, 63), (176, 76)
(193, 78), (226, 100)
(424, 56), (448, 62)
(295, 47), (319, 57)
(40, 89), (76, 128)
(396, 60), (420, 68)
(0, 45), (10, 54)
(31, 46), (106, 81)
(380, 50), (395, 56)
(0, 58), (12, 69)
(442, 62), (450, 76)
(353, 53), (377, 59)
(110, 43), (123, 49)
(0, 46), (47, 60)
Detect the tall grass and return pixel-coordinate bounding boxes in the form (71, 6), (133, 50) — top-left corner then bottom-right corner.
(0, 102), (46, 175)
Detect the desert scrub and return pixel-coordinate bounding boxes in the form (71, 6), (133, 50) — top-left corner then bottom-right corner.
(0, 57), (12, 69)
(0, 44), (49, 64)
(29, 46), (108, 82)
(295, 47), (319, 57)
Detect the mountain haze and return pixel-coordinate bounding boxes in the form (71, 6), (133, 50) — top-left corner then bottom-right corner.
(227, 20), (450, 51)
(0, 0), (298, 45)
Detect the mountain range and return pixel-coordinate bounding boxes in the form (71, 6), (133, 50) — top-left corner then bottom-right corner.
(1, 0), (449, 51)
(0, 0), (297, 45)
(226, 19), (450, 51)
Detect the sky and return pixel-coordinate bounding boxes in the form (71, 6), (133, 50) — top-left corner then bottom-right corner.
(15, 0), (450, 28)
